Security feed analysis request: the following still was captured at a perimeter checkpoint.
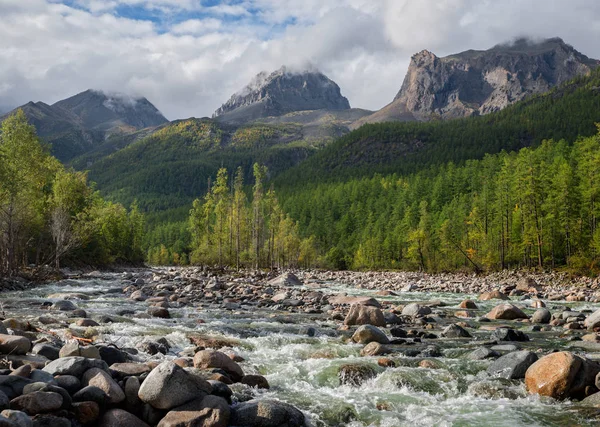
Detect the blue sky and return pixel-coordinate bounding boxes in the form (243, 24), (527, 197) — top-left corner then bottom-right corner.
(2, 0), (600, 119)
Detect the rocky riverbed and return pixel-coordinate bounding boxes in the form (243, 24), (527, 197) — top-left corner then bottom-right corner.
(2, 267), (600, 426)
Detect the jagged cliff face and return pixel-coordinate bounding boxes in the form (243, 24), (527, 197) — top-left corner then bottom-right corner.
(214, 66), (351, 123)
(354, 37), (599, 127)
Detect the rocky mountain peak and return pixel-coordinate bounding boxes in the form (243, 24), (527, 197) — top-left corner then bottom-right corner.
(214, 66), (351, 123)
(354, 37), (599, 128)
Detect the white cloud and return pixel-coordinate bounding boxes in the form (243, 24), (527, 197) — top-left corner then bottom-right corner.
(1, 0), (600, 120)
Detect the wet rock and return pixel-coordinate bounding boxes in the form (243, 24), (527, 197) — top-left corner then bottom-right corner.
(230, 399), (306, 427)
(440, 324), (471, 338)
(31, 345), (59, 361)
(96, 345), (128, 365)
(50, 300), (77, 311)
(148, 307), (170, 319)
(360, 342), (390, 357)
(343, 304), (385, 327)
(531, 308), (551, 324)
(351, 325), (389, 344)
(156, 395), (230, 427)
(525, 351), (582, 399)
(401, 303), (431, 318)
(459, 300), (478, 309)
(420, 345), (442, 358)
(72, 386), (108, 407)
(76, 319), (99, 327)
(329, 296), (381, 307)
(0, 410), (31, 427)
(468, 378), (526, 400)
(138, 361), (212, 410)
(137, 341), (168, 356)
(82, 368), (125, 404)
(478, 290), (509, 301)
(467, 347), (500, 360)
(487, 350), (538, 380)
(9, 392), (62, 415)
(267, 273), (303, 287)
(490, 328), (529, 342)
(0, 336), (31, 356)
(338, 364), (377, 387)
(98, 409), (150, 427)
(42, 357), (108, 377)
(486, 304), (528, 320)
(207, 381), (232, 404)
(240, 375), (269, 389)
(390, 327), (407, 338)
(193, 351), (244, 382)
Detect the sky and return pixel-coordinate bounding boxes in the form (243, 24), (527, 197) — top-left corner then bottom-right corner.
(1, 0), (600, 119)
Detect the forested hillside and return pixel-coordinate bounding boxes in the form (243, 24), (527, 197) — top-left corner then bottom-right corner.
(277, 69), (600, 188)
(0, 110), (144, 276)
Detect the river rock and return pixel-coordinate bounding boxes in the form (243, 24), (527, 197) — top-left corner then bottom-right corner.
(343, 304), (385, 327)
(51, 300), (77, 311)
(585, 308), (600, 330)
(468, 347), (500, 360)
(147, 307), (170, 319)
(193, 351), (244, 382)
(109, 363), (151, 379)
(31, 344), (59, 361)
(525, 351), (582, 399)
(440, 324), (471, 338)
(360, 342), (390, 356)
(240, 375), (269, 389)
(9, 391), (62, 415)
(401, 303), (431, 317)
(53, 376), (80, 394)
(42, 357), (108, 377)
(478, 291), (509, 301)
(486, 304), (528, 320)
(230, 399), (306, 427)
(351, 325), (389, 344)
(487, 351), (538, 379)
(267, 273), (303, 287)
(459, 300), (478, 309)
(0, 410), (31, 427)
(82, 368), (125, 404)
(22, 384), (70, 410)
(491, 328), (529, 342)
(138, 361), (212, 410)
(338, 364), (377, 387)
(329, 296), (381, 307)
(156, 395), (230, 427)
(0, 377), (33, 400)
(531, 308), (551, 324)
(99, 409), (150, 427)
(0, 336), (30, 356)
(59, 342), (100, 359)
(72, 401), (100, 425)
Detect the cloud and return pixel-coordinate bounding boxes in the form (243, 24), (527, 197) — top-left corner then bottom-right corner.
(1, 0), (600, 120)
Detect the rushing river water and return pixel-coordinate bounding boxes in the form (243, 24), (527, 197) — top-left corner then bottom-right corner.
(2, 272), (600, 426)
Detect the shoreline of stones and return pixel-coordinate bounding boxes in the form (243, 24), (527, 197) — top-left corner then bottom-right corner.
(2, 267), (600, 426)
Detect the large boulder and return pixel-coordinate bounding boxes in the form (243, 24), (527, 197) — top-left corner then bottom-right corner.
(531, 308), (551, 324)
(157, 395), (230, 427)
(138, 361), (212, 410)
(338, 364), (377, 387)
(525, 351), (582, 399)
(478, 290), (509, 301)
(9, 391), (62, 415)
(585, 308), (600, 331)
(487, 351), (538, 380)
(230, 399), (306, 427)
(351, 325), (389, 344)
(82, 368), (125, 404)
(0, 335), (30, 356)
(193, 351), (244, 382)
(42, 357), (108, 377)
(343, 304), (385, 327)
(98, 409), (150, 427)
(486, 304), (528, 320)
(401, 303), (432, 318)
(267, 273), (303, 287)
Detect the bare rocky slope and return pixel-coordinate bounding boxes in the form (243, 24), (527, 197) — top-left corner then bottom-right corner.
(353, 37), (599, 128)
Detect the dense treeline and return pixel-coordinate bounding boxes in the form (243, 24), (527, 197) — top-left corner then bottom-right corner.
(177, 164), (317, 269)
(281, 128), (600, 273)
(277, 69), (600, 188)
(0, 110), (144, 275)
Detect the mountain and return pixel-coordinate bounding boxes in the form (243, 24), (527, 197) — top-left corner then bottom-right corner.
(214, 66), (352, 124)
(2, 90), (167, 162)
(353, 37), (599, 128)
